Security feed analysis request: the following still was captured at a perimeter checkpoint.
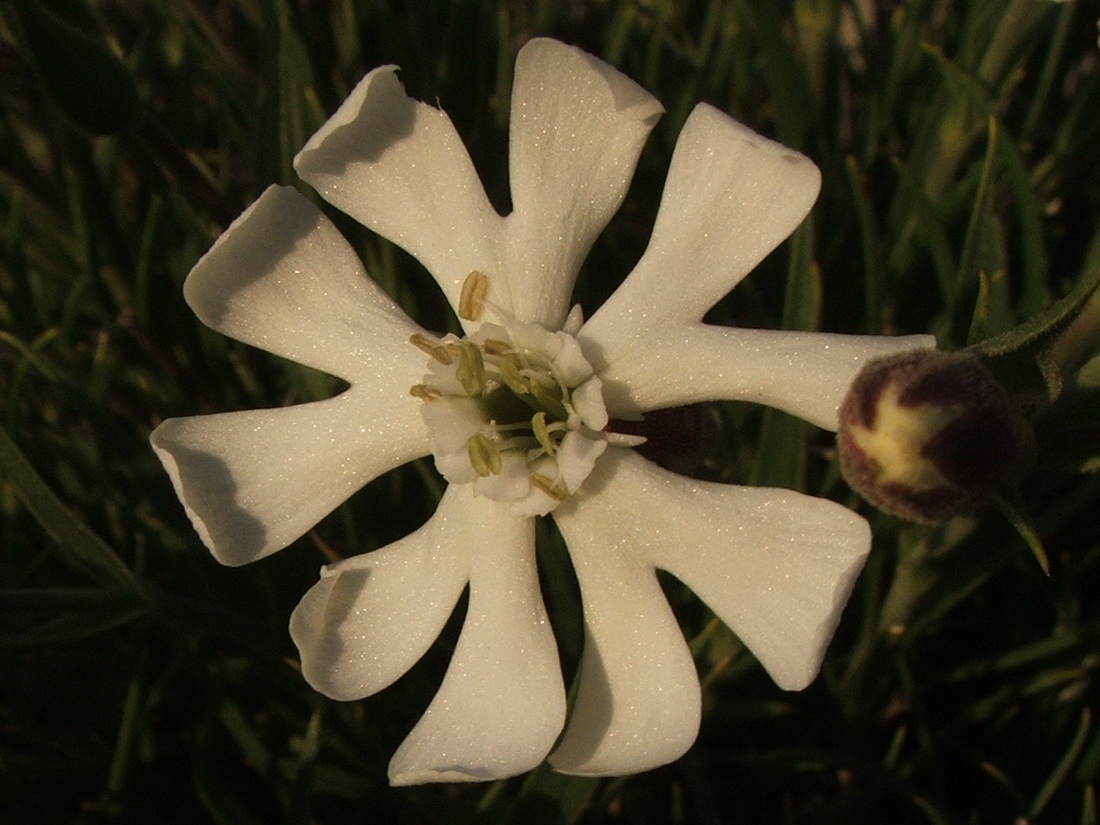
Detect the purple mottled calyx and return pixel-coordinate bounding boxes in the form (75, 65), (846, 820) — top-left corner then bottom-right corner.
(837, 349), (1021, 524)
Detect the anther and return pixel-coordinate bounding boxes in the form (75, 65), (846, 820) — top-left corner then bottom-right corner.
(529, 472), (568, 501)
(409, 333), (455, 365)
(531, 411), (556, 456)
(459, 270), (490, 322)
(455, 341), (487, 396)
(468, 433), (502, 476)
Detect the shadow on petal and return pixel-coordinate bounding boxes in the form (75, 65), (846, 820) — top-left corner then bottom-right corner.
(292, 567), (373, 694)
(295, 69), (417, 177)
(187, 188), (322, 330)
(152, 439), (267, 565)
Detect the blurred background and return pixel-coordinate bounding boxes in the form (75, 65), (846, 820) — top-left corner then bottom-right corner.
(2, 0), (1100, 822)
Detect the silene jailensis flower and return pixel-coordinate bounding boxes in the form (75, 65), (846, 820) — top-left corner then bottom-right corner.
(151, 38), (932, 785)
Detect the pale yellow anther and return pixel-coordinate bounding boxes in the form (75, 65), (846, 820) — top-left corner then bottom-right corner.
(455, 341), (486, 396)
(481, 339), (513, 357)
(529, 472), (568, 501)
(531, 411), (556, 456)
(468, 432), (502, 477)
(497, 355), (531, 397)
(410, 384), (441, 400)
(528, 380), (568, 421)
(409, 333), (455, 365)
(459, 270), (490, 322)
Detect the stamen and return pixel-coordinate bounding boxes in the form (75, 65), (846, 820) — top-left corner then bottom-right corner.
(531, 411), (556, 456)
(459, 270), (490, 322)
(455, 341), (486, 396)
(408, 307), (610, 513)
(497, 355), (531, 397)
(409, 333), (455, 365)
(529, 472), (568, 501)
(527, 381), (568, 421)
(468, 433), (502, 476)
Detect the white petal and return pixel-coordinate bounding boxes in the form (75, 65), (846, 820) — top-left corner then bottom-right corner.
(501, 39), (664, 329)
(433, 448), (479, 485)
(571, 376), (608, 431)
(288, 485), (471, 700)
(565, 450), (870, 691)
(550, 468), (701, 776)
(185, 185), (427, 385)
(421, 396), (484, 454)
(473, 450), (530, 501)
(553, 333), (595, 388)
(581, 104), (820, 351)
(562, 304), (585, 335)
(501, 317), (562, 359)
(149, 386), (429, 565)
(557, 431), (607, 493)
(595, 325), (937, 428)
(510, 465), (560, 518)
(388, 492), (564, 785)
(294, 67), (504, 317)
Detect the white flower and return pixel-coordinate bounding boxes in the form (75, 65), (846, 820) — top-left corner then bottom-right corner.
(150, 38), (933, 785)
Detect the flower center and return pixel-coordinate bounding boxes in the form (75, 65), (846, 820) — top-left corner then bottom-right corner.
(409, 273), (613, 516)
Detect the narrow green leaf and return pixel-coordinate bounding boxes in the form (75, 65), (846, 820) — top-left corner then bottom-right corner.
(978, 758), (1029, 812)
(0, 602), (145, 647)
(13, 0), (141, 135)
(1030, 708), (1092, 818)
(978, 265), (1100, 359)
(220, 701), (273, 776)
(957, 116), (1001, 342)
(0, 424), (139, 591)
(992, 493), (1050, 574)
(499, 763), (600, 825)
(103, 653), (149, 810)
(995, 121), (1050, 315)
(193, 712), (269, 825)
(844, 155), (883, 332)
(977, 264), (1100, 404)
(1078, 353), (1100, 390)
(968, 270), (1015, 345)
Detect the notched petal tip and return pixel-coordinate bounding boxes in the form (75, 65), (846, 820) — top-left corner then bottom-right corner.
(293, 65), (404, 177)
(388, 766), (492, 786)
(681, 103), (821, 215)
(149, 420), (232, 564)
(183, 185), (312, 330)
(378, 496), (564, 785)
(150, 394), (430, 570)
(695, 103), (821, 190)
(766, 515), (870, 691)
(290, 568), (380, 701)
(289, 62), (502, 318)
(557, 451), (872, 702)
(519, 37), (664, 124)
(545, 577), (702, 776)
(288, 505), (471, 701)
(579, 104), (825, 351)
(149, 418), (273, 567)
